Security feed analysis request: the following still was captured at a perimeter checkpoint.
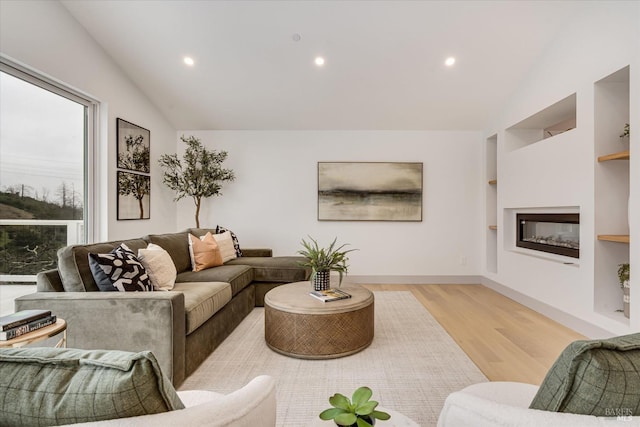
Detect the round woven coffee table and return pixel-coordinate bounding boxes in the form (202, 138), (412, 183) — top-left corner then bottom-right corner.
(264, 281), (374, 359)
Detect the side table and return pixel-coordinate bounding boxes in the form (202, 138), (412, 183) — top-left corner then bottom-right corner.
(0, 319), (67, 349)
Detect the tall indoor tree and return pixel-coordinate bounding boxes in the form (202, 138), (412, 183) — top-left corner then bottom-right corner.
(158, 135), (235, 228)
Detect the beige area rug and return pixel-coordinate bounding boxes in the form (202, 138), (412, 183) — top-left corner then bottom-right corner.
(180, 291), (487, 426)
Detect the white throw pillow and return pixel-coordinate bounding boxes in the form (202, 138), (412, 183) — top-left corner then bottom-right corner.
(138, 243), (177, 291)
(213, 231), (237, 263)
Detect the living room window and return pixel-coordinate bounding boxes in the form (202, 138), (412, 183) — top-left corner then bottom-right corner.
(0, 59), (98, 284)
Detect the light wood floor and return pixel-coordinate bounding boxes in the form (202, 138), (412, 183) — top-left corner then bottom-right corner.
(362, 284), (586, 385)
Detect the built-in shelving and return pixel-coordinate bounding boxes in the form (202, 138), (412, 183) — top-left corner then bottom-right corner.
(486, 134), (498, 274)
(594, 65), (630, 324)
(597, 235), (630, 243)
(598, 150), (630, 162)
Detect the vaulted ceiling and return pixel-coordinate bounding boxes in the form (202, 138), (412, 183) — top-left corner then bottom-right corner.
(61, 0), (593, 130)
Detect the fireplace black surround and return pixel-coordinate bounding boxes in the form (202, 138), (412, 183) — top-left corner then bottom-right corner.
(517, 213), (580, 258)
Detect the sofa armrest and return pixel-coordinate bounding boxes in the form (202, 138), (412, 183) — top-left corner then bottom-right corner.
(36, 269), (65, 292)
(241, 248), (272, 257)
(15, 292), (186, 386)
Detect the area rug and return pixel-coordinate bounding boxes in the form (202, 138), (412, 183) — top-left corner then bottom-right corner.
(180, 291), (487, 426)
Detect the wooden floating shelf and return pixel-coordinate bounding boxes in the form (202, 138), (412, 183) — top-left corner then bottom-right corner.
(488, 225), (498, 230)
(597, 150), (630, 162)
(488, 179), (497, 185)
(597, 235), (630, 243)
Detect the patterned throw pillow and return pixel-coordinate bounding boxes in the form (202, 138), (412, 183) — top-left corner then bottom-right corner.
(88, 243), (152, 292)
(529, 332), (640, 416)
(215, 225), (243, 257)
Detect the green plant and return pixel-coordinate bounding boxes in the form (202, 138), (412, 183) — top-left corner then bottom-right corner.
(319, 386), (390, 427)
(620, 123), (630, 139)
(298, 236), (357, 287)
(618, 263), (630, 288)
(158, 135), (235, 228)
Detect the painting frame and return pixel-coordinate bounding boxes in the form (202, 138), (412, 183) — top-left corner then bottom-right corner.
(317, 162), (423, 222)
(117, 171), (150, 220)
(116, 118), (150, 173)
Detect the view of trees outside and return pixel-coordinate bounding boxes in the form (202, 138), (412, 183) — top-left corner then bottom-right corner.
(0, 71), (85, 283)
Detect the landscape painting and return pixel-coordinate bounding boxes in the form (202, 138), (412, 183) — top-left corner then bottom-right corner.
(318, 162), (423, 221)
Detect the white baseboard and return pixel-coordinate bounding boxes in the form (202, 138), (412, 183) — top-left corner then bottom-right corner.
(348, 275), (483, 285)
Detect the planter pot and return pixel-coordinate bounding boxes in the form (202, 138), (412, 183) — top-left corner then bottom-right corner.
(313, 271), (331, 291)
(336, 416), (375, 427)
(623, 280), (630, 319)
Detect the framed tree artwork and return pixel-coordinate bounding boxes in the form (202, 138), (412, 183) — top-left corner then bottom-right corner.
(318, 162), (423, 221)
(116, 118), (150, 220)
(117, 171), (150, 220)
(117, 118), (150, 173)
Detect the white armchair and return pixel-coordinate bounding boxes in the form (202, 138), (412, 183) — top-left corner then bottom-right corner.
(437, 382), (629, 427)
(62, 375), (277, 427)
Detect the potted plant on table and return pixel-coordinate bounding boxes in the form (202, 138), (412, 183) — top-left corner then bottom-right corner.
(298, 236), (357, 291)
(618, 263), (630, 319)
(319, 386), (391, 427)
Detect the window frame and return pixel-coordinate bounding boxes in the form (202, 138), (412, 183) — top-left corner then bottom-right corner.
(0, 56), (99, 243)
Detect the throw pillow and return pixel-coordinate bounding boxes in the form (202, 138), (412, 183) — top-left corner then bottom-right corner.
(88, 243), (152, 292)
(215, 225), (243, 257)
(138, 243), (177, 291)
(0, 347), (184, 426)
(529, 332), (640, 416)
(213, 231), (237, 263)
(188, 232), (223, 272)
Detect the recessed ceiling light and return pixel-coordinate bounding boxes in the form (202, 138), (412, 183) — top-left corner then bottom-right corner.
(314, 56), (325, 66)
(445, 57), (456, 67)
(183, 57), (195, 66)
(292, 33), (301, 42)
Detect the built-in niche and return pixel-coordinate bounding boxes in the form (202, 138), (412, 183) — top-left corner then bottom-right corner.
(505, 93), (577, 151)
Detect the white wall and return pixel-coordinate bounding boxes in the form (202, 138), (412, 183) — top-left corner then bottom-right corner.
(483, 2), (639, 336)
(0, 0), (177, 241)
(176, 130), (483, 280)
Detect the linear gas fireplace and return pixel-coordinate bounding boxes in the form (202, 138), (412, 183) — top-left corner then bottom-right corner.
(516, 213), (579, 258)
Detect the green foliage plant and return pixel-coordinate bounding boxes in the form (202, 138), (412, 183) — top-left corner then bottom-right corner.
(618, 263), (630, 288)
(298, 236), (357, 287)
(319, 386), (391, 427)
(620, 123), (630, 139)
(158, 135), (235, 228)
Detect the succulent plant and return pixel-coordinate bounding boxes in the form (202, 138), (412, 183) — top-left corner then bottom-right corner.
(319, 386), (390, 427)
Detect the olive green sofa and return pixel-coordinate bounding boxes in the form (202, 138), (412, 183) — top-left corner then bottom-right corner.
(15, 228), (309, 386)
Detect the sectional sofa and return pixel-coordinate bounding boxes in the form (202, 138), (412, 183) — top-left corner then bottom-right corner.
(15, 228), (310, 386)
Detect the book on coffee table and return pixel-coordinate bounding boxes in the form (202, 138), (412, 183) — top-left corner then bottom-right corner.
(0, 309), (51, 331)
(309, 288), (352, 302)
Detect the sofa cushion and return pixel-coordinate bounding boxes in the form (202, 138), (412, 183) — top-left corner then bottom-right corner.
(57, 239), (148, 292)
(0, 347), (184, 426)
(529, 333), (640, 416)
(189, 227), (242, 257)
(226, 256), (310, 282)
(144, 232), (191, 274)
(173, 282), (232, 335)
(176, 264), (254, 296)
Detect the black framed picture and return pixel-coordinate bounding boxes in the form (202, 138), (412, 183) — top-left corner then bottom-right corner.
(117, 118), (150, 173)
(117, 171), (150, 220)
(318, 162), (423, 221)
